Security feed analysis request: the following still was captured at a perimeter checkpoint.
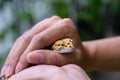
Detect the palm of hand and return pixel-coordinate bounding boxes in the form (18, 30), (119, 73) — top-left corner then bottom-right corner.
(8, 64), (90, 80)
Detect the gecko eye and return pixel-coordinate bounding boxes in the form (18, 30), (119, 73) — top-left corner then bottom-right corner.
(61, 44), (65, 46)
(58, 44), (60, 46)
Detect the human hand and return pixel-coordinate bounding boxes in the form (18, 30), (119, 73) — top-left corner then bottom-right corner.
(1, 16), (90, 78)
(8, 64), (90, 80)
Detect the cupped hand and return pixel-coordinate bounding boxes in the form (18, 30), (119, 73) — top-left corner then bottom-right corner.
(1, 16), (90, 78)
(8, 64), (90, 80)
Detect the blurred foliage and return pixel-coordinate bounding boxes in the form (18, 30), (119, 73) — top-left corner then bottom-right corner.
(77, 0), (103, 40)
(0, 0), (12, 9)
(50, 0), (105, 40)
(50, 0), (69, 18)
(0, 0), (120, 42)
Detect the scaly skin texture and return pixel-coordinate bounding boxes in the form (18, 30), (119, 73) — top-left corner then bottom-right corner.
(52, 38), (74, 53)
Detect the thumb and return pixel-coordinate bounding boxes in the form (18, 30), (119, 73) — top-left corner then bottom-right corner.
(26, 50), (71, 66)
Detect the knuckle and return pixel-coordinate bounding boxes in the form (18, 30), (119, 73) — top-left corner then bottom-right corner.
(51, 15), (61, 19)
(63, 18), (76, 30)
(22, 36), (30, 42)
(59, 18), (72, 28)
(32, 35), (46, 45)
(62, 18), (73, 24)
(32, 35), (40, 43)
(57, 21), (69, 29)
(57, 18), (77, 36)
(50, 16), (61, 23)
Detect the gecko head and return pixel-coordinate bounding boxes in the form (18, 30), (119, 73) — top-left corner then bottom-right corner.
(52, 38), (74, 53)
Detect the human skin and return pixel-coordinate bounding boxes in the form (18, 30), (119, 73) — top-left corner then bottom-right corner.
(1, 16), (90, 78)
(27, 36), (120, 71)
(83, 37), (120, 71)
(1, 16), (120, 78)
(8, 64), (90, 80)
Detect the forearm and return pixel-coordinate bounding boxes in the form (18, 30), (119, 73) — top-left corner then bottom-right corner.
(83, 36), (120, 71)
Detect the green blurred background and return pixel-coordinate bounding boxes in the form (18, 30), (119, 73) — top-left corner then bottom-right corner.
(0, 0), (120, 80)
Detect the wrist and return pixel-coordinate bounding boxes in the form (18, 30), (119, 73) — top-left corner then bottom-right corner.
(82, 41), (97, 71)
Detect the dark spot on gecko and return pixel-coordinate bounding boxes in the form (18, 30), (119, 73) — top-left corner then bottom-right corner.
(67, 43), (70, 45)
(69, 40), (72, 42)
(65, 45), (67, 47)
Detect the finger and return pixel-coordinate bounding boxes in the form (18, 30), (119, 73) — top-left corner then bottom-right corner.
(0, 30), (33, 78)
(8, 65), (59, 80)
(1, 18), (50, 78)
(15, 18), (77, 73)
(30, 16), (62, 35)
(26, 50), (76, 65)
(1, 16), (61, 78)
(14, 16), (62, 73)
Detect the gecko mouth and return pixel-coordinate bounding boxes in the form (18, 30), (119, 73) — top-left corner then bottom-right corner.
(54, 48), (74, 53)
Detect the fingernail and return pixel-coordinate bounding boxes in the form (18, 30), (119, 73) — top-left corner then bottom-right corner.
(26, 53), (32, 63)
(15, 62), (23, 73)
(2, 76), (5, 80)
(0, 66), (6, 77)
(5, 67), (14, 78)
(4, 66), (12, 78)
(27, 52), (43, 64)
